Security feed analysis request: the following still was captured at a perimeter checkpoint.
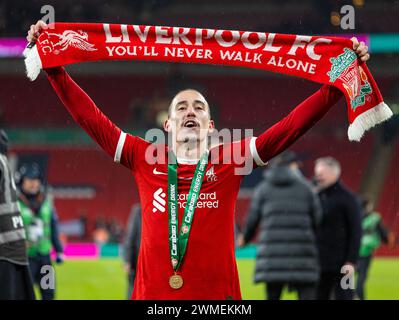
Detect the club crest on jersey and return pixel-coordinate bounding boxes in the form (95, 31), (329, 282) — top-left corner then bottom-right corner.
(152, 187), (166, 213)
(206, 166), (217, 182)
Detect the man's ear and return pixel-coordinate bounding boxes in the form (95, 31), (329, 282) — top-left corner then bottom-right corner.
(164, 118), (171, 132)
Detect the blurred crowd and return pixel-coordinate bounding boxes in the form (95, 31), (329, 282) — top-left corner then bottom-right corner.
(92, 216), (124, 244)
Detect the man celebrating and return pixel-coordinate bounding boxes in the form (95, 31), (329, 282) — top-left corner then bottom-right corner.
(27, 20), (369, 300)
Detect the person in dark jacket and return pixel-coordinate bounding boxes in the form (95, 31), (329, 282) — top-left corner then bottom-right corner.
(314, 156), (362, 300)
(356, 195), (391, 300)
(17, 163), (64, 300)
(123, 203), (142, 299)
(0, 129), (35, 300)
(238, 151), (322, 300)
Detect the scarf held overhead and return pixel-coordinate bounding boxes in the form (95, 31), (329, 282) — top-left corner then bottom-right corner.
(23, 23), (393, 141)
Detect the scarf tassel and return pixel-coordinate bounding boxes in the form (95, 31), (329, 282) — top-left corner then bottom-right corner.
(348, 102), (393, 141)
(23, 46), (42, 81)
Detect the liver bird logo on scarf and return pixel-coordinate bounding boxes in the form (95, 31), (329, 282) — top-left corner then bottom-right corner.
(47, 30), (97, 54)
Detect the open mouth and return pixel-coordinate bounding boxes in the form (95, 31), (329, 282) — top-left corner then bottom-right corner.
(183, 119), (199, 128)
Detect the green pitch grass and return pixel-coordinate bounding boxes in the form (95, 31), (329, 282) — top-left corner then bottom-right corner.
(43, 258), (399, 300)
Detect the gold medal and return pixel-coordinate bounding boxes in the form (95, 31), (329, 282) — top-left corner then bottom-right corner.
(169, 274), (184, 289)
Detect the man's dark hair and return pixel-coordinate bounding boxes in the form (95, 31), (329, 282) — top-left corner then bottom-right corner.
(168, 89), (211, 119)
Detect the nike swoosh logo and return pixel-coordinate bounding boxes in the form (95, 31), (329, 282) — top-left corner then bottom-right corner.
(153, 168), (193, 180)
(153, 168), (167, 175)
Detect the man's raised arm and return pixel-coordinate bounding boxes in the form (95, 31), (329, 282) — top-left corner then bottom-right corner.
(27, 20), (137, 168)
(252, 84), (343, 166)
(250, 37), (370, 166)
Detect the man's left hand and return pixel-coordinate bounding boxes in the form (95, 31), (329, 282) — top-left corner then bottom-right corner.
(351, 37), (370, 62)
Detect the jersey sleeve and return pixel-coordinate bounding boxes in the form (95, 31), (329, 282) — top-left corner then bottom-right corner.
(250, 84), (342, 167)
(46, 66), (148, 170)
(115, 133), (151, 170)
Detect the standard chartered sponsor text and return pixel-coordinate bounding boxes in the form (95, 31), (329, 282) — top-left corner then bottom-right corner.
(178, 192), (218, 209)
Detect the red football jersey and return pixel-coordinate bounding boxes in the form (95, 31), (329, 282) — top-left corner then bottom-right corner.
(46, 66), (342, 300)
(117, 136), (257, 299)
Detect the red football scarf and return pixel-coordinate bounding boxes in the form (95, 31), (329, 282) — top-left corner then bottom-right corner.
(23, 23), (392, 141)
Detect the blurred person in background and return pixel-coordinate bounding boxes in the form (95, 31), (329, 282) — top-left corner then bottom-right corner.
(238, 151), (322, 300)
(108, 218), (124, 243)
(0, 130), (35, 300)
(356, 195), (393, 300)
(123, 203), (142, 299)
(78, 212), (88, 241)
(17, 163), (64, 300)
(314, 157), (362, 300)
(93, 215), (110, 245)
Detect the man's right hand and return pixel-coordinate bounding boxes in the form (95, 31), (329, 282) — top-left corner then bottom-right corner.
(26, 20), (48, 43)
